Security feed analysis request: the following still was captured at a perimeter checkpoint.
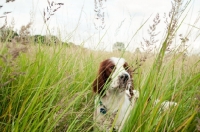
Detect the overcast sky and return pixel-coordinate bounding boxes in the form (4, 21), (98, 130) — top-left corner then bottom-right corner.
(0, 0), (200, 54)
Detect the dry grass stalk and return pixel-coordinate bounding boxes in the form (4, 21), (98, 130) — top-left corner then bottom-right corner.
(0, 16), (7, 29)
(164, 0), (187, 51)
(142, 13), (160, 53)
(94, 0), (106, 30)
(0, 1), (15, 29)
(178, 34), (189, 60)
(15, 22), (32, 44)
(132, 56), (147, 74)
(43, 0), (64, 23)
(138, 13), (160, 72)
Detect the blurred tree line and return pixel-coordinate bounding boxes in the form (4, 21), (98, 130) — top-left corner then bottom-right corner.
(0, 27), (68, 46)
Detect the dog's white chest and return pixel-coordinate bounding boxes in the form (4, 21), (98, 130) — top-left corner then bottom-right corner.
(94, 91), (133, 131)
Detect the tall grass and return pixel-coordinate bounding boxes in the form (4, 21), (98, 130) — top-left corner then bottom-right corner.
(0, 0), (200, 132)
(0, 40), (199, 132)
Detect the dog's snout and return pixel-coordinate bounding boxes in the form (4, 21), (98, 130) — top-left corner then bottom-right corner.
(120, 74), (129, 81)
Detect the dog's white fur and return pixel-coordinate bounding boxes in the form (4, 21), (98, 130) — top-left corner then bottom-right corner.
(154, 99), (177, 112)
(109, 57), (130, 89)
(94, 90), (139, 131)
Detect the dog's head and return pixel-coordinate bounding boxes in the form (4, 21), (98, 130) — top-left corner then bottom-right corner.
(93, 57), (133, 96)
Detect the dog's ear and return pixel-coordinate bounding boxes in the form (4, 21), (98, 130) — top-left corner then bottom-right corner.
(93, 59), (110, 95)
(124, 62), (134, 96)
(124, 62), (134, 88)
(127, 63), (133, 76)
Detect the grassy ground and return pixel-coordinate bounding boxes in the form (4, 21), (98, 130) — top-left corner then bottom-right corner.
(0, 41), (199, 132)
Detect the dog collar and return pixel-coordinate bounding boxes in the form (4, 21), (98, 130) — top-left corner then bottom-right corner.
(100, 107), (107, 114)
(99, 100), (107, 114)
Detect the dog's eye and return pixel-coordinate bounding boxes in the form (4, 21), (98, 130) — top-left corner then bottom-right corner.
(124, 65), (129, 70)
(110, 66), (115, 70)
(125, 66), (129, 70)
(124, 64), (129, 70)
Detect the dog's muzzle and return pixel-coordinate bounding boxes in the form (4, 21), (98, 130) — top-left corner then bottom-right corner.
(119, 73), (129, 88)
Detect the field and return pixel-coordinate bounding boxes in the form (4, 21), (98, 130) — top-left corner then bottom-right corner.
(0, 41), (199, 132)
(0, 0), (200, 132)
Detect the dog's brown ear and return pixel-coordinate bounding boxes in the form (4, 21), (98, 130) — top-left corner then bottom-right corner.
(124, 62), (134, 96)
(92, 72), (105, 95)
(128, 67), (134, 90)
(92, 59), (110, 95)
(124, 62), (134, 88)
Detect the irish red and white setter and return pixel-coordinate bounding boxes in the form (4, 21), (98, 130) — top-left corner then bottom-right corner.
(92, 57), (139, 131)
(92, 57), (177, 131)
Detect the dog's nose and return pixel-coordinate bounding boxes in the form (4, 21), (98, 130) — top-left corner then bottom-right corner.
(120, 74), (129, 81)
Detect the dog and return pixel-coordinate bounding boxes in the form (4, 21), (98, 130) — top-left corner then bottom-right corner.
(92, 57), (177, 131)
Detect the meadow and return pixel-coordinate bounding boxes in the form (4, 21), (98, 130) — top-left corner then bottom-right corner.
(0, 0), (200, 132)
(0, 40), (199, 132)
